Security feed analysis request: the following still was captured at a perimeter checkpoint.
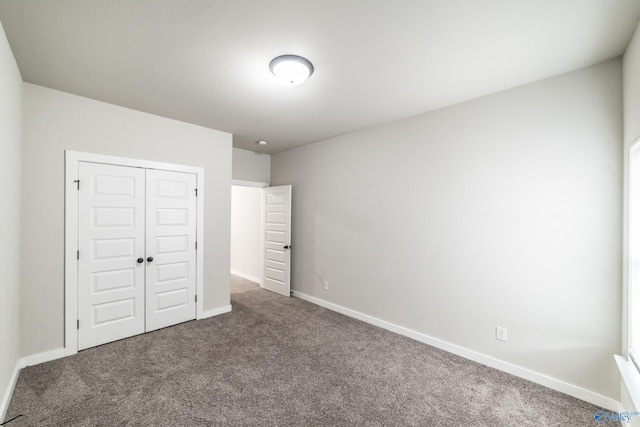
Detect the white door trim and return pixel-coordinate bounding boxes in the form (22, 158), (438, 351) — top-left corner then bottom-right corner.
(231, 179), (269, 188)
(64, 150), (205, 355)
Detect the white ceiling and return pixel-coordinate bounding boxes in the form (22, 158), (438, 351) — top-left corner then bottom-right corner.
(1, 0), (639, 155)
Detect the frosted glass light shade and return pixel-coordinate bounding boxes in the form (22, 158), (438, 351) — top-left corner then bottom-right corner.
(269, 55), (314, 86)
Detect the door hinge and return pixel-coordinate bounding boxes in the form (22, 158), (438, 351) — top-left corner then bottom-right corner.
(77, 320), (79, 329)
(195, 188), (198, 197)
(77, 250), (79, 260)
(74, 179), (80, 190)
(195, 295), (197, 303)
(195, 241), (197, 250)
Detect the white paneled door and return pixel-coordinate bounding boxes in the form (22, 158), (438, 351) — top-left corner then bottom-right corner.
(145, 169), (197, 331)
(78, 163), (146, 350)
(262, 185), (292, 297)
(78, 162), (197, 350)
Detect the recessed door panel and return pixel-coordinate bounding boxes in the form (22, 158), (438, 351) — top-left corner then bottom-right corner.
(157, 235), (189, 254)
(93, 298), (136, 325)
(155, 180), (189, 198)
(93, 175), (136, 197)
(266, 267), (285, 282)
(266, 192), (286, 205)
(92, 238), (135, 261)
(93, 208), (136, 228)
(266, 230), (285, 243)
(266, 211), (286, 224)
(93, 269), (135, 293)
(266, 248), (285, 263)
(156, 262), (189, 283)
(156, 289), (188, 311)
(157, 208), (188, 226)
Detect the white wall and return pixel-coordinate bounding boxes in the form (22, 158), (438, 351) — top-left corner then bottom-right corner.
(0, 21), (22, 420)
(230, 186), (263, 283)
(272, 60), (623, 401)
(232, 147), (270, 183)
(21, 83), (232, 357)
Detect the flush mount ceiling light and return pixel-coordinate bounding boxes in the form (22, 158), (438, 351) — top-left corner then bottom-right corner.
(257, 140), (268, 146)
(269, 54), (314, 86)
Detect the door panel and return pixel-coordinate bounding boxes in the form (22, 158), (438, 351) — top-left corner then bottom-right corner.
(145, 169), (197, 331)
(262, 185), (292, 297)
(78, 162), (146, 350)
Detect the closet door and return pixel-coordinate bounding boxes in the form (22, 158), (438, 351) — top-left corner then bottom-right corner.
(77, 162), (146, 350)
(145, 170), (197, 331)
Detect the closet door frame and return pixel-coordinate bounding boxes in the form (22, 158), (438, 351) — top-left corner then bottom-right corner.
(64, 150), (205, 355)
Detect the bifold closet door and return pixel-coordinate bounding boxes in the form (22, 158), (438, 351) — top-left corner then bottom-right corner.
(145, 169), (197, 332)
(78, 163), (197, 350)
(77, 162), (146, 350)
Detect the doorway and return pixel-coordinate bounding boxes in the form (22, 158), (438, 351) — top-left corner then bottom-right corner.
(230, 183), (292, 297)
(230, 184), (264, 284)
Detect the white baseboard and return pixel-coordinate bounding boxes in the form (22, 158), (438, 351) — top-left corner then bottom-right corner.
(19, 348), (66, 369)
(200, 305), (232, 319)
(0, 361), (20, 423)
(230, 269), (261, 285)
(292, 290), (620, 412)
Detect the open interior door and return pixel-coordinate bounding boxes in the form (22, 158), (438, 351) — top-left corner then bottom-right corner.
(262, 185), (292, 297)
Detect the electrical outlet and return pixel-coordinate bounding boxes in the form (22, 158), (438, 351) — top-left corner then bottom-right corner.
(323, 281), (329, 290)
(496, 326), (508, 342)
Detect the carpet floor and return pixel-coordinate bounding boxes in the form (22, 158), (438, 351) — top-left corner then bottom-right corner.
(4, 276), (601, 426)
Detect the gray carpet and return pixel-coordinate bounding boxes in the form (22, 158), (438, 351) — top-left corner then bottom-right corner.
(4, 276), (600, 426)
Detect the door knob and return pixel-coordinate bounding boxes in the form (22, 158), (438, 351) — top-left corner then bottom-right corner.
(284, 245), (291, 250)
(137, 258), (144, 264)
(147, 257), (154, 263)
